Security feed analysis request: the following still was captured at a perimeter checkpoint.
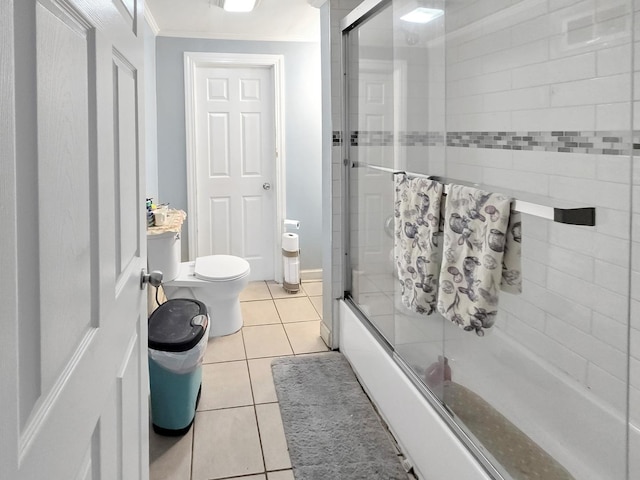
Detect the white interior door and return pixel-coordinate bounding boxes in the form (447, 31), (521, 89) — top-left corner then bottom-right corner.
(0, 1), (148, 479)
(356, 62), (396, 273)
(194, 65), (276, 281)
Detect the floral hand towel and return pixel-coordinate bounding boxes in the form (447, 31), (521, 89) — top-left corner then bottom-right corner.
(437, 185), (521, 336)
(501, 211), (522, 294)
(394, 173), (444, 315)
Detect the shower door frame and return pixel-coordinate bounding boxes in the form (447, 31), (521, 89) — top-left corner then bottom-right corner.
(340, 2), (510, 479)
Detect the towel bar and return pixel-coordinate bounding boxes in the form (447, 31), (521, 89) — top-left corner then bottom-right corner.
(351, 162), (596, 226)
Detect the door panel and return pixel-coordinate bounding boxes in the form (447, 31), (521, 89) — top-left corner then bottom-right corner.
(195, 65), (275, 280)
(114, 52), (140, 281)
(208, 113), (230, 176)
(242, 195), (264, 258)
(210, 197), (232, 253)
(241, 112), (262, 174)
(37, 0), (94, 395)
(0, 0), (148, 479)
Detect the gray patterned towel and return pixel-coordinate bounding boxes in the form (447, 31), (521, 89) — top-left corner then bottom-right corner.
(437, 185), (522, 336)
(394, 173), (444, 315)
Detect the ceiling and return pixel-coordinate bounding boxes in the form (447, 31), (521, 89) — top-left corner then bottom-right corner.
(145, 0), (322, 42)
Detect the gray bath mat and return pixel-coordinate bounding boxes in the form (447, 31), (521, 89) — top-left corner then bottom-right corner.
(271, 353), (409, 480)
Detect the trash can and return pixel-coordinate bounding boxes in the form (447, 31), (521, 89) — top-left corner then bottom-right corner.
(148, 298), (209, 436)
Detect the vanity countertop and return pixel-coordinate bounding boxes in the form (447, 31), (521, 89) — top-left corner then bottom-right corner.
(146, 209), (186, 236)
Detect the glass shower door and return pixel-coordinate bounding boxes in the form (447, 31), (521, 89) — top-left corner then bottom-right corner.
(347, 1), (398, 345)
(344, 0), (633, 479)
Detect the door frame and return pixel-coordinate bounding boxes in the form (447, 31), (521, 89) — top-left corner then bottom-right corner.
(184, 51), (285, 281)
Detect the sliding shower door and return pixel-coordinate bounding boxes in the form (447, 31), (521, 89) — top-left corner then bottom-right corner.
(344, 1), (633, 479)
(347, 2), (398, 344)
(346, 0), (448, 396)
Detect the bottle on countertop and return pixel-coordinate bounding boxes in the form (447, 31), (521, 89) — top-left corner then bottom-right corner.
(146, 197), (155, 227)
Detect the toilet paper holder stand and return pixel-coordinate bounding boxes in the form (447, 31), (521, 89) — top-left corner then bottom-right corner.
(282, 219), (300, 293)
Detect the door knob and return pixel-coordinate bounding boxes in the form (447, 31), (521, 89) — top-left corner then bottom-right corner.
(140, 269), (163, 290)
(263, 182), (271, 190)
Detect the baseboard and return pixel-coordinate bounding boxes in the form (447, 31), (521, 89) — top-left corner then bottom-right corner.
(320, 320), (332, 348)
(301, 269), (322, 281)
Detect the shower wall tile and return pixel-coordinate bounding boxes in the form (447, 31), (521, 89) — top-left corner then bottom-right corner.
(549, 177), (629, 210)
(484, 85), (550, 113)
(484, 167), (550, 196)
(545, 315), (628, 380)
(594, 260), (629, 295)
(631, 367), (640, 425)
(550, 152), (597, 178)
(520, 214), (549, 242)
(546, 245), (594, 282)
(511, 106), (596, 131)
(499, 296), (545, 331)
(597, 102), (632, 131)
(550, 75), (630, 107)
(511, 52), (596, 89)
(505, 312), (589, 383)
(547, 268), (628, 321)
(596, 208), (632, 240)
(593, 232), (631, 267)
(596, 155), (632, 183)
(585, 363), (628, 413)
(592, 312), (629, 352)
(630, 425), (640, 479)
(521, 258), (547, 286)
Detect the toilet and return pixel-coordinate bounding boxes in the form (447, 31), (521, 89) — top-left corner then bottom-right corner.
(147, 230), (250, 337)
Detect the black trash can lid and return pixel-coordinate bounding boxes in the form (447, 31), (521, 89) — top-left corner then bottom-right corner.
(148, 299), (208, 352)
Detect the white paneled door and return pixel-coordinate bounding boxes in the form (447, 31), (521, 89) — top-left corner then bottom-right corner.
(0, 1), (147, 479)
(194, 65), (276, 280)
(356, 62), (396, 272)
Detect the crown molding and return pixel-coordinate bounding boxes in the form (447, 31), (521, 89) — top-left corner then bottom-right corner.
(143, 1), (160, 35)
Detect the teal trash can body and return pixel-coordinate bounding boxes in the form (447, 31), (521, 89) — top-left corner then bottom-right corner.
(148, 298), (209, 436)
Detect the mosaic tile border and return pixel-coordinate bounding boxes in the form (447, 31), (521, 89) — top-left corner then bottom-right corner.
(334, 130), (640, 155)
(446, 131), (636, 156)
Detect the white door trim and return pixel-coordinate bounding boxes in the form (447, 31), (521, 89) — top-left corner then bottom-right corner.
(184, 52), (285, 281)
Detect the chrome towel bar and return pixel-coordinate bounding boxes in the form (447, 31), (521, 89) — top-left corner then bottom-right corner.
(352, 162), (596, 226)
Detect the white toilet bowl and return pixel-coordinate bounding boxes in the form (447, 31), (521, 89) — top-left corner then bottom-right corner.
(161, 255), (250, 337)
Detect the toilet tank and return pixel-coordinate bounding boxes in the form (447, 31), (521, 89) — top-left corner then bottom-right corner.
(147, 231), (181, 282)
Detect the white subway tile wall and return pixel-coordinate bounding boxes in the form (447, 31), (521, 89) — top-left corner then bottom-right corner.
(443, 0), (636, 429)
(331, 0), (639, 478)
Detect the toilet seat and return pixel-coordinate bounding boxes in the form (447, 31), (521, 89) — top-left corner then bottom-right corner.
(194, 255), (250, 282)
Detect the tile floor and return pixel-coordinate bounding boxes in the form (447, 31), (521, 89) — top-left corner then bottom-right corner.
(150, 280), (328, 480)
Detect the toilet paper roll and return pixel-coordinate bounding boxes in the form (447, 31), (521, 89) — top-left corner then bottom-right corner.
(284, 219), (300, 229)
(282, 232), (299, 252)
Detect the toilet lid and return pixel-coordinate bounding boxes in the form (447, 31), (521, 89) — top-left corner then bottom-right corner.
(194, 255), (250, 282)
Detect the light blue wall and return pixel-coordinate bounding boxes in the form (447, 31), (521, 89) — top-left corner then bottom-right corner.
(155, 37), (323, 271)
(143, 19), (158, 200)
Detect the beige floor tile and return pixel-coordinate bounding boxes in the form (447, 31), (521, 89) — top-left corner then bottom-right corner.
(242, 300), (281, 326)
(235, 476), (266, 480)
(149, 428), (193, 480)
(248, 358), (279, 404)
(198, 361), (253, 411)
(309, 296), (323, 318)
(203, 330), (246, 364)
(243, 324), (293, 359)
(274, 297), (320, 323)
(240, 281), (272, 302)
(267, 281), (306, 299)
(283, 321), (328, 355)
(192, 407), (264, 480)
(302, 281), (322, 296)
(267, 471), (295, 480)
(256, 403), (292, 471)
